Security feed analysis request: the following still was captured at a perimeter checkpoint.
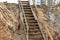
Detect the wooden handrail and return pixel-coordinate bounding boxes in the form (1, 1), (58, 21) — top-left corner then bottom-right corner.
(28, 0), (46, 40)
(18, 0), (29, 40)
(35, 4), (54, 40)
(31, 0), (54, 40)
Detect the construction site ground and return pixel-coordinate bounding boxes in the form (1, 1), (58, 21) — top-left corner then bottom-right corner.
(0, 2), (60, 40)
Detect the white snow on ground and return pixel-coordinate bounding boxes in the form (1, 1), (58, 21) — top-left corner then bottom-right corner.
(0, 0), (18, 3)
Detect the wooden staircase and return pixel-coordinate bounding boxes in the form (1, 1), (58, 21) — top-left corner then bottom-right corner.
(19, 1), (44, 40)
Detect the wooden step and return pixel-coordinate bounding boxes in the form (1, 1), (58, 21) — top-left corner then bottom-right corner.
(21, 3), (29, 5)
(28, 29), (40, 32)
(29, 35), (41, 38)
(24, 10), (32, 12)
(23, 5), (30, 7)
(25, 11), (32, 14)
(21, 1), (28, 4)
(25, 14), (34, 17)
(24, 11), (32, 13)
(28, 24), (38, 26)
(24, 9), (31, 10)
(29, 26), (39, 29)
(21, 2), (28, 4)
(20, 2), (28, 5)
(23, 7), (31, 9)
(27, 20), (37, 23)
(28, 23), (38, 26)
(25, 12), (32, 14)
(29, 38), (43, 40)
(28, 32), (41, 35)
(29, 35), (42, 39)
(28, 30), (40, 33)
(28, 29), (41, 33)
(26, 17), (35, 20)
(24, 20), (37, 23)
(29, 27), (39, 30)
(29, 37), (42, 40)
(29, 38), (42, 40)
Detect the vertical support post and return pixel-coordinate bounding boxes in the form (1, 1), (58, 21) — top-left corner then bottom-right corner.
(27, 27), (28, 40)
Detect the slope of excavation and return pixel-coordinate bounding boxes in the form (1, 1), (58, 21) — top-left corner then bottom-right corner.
(0, 2), (26, 40)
